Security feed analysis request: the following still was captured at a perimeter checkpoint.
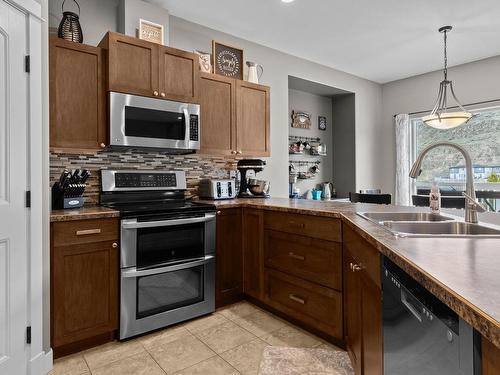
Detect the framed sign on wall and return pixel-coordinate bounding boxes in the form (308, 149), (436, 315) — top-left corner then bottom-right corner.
(212, 40), (244, 80)
(139, 19), (164, 45)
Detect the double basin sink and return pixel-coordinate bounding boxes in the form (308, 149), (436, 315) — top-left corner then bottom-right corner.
(357, 211), (500, 238)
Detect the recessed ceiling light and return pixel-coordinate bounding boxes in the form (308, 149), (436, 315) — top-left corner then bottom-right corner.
(281, 0), (295, 3)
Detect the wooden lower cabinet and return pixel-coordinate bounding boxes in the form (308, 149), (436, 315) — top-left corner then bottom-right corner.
(482, 337), (500, 375)
(51, 218), (119, 357)
(215, 208), (243, 307)
(343, 224), (383, 375)
(243, 209), (265, 300)
(265, 269), (343, 339)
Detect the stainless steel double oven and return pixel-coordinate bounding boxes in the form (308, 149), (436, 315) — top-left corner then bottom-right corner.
(100, 170), (216, 340)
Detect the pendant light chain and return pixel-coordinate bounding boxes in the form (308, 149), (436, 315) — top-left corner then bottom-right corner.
(443, 29), (448, 81)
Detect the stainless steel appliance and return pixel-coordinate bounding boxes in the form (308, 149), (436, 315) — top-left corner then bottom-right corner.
(198, 179), (236, 200)
(383, 257), (480, 375)
(100, 170), (216, 340)
(109, 92), (200, 152)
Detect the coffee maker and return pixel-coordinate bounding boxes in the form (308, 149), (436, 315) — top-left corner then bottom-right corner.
(237, 159), (269, 198)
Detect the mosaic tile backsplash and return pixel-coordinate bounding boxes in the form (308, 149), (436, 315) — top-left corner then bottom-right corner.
(50, 150), (239, 206)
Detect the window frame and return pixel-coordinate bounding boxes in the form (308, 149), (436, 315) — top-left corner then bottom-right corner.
(409, 100), (500, 196)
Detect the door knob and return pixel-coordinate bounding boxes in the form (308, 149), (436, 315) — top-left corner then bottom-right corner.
(153, 91), (159, 96)
(160, 92), (166, 98)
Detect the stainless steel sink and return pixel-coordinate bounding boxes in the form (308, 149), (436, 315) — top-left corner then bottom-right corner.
(383, 221), (500, 238)
(358, 212), (454, 223)
(357, 211), (500, 238)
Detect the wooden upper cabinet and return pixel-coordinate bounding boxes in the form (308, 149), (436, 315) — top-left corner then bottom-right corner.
(199, 73), (236, 155)
(100, 32), (159, 97)
(159, 46), (199, 102)
(100, 32), (199, 102)
(236, 80), (270, 157)
(49, 37), (106, 151)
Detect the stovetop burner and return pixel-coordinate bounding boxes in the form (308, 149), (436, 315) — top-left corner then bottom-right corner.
(103, 199), (215, 218)
(99, 170), (215, 218)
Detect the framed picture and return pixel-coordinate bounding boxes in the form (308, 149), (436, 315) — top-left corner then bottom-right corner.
(212, 40), (244, 80)
(139, 19), (164, 45)
(318, 116), (327, 131)
(291, 111), (311, 129)
(194, 50), (212, 73)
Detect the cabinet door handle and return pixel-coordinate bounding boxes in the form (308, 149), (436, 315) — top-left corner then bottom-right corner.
(76, 229), (101, 236)
(236, 150), (242, 155)
(160, 92), (166, 98)
(352, 264), (362, 272)
(100, 142), (106, 148)
(153, 91), (159, 96)
(112, 242), (118, 248)
(289, 294), (305, 305)
(288, 252), (305, 261)
(231, 150), (237, 155)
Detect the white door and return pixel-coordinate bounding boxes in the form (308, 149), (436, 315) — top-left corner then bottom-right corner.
(0, 1), (29, 374)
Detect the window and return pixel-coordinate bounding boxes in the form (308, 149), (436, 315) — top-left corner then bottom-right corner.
(410, 104), (500, 211)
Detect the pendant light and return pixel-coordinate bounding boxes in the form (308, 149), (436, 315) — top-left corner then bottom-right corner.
(422, 26), (472, 129)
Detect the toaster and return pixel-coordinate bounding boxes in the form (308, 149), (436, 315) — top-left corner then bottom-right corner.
(199, 179), (237, 200)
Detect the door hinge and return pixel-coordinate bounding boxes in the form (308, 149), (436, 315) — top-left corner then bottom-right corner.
(25, 55), (30, 73)
(25, 191), (31, 208)
(26, 326), (31, 344)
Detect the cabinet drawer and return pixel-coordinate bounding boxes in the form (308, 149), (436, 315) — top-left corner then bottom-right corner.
(264, 230), (341, 290)
(266, 269), (343, 338)
(52, 218), (118, 247)
(264, 211), (341, 242)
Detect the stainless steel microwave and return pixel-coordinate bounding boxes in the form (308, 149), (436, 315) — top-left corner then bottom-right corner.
(109, 92), (200, 152)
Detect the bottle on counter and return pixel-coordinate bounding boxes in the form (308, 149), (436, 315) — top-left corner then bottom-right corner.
(429, 183), (441, 214)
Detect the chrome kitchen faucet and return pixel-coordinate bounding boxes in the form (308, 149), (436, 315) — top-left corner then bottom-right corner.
(409, 141), (486, 224)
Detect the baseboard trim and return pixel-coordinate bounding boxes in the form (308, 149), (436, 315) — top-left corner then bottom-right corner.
(29, 349), (53, 375)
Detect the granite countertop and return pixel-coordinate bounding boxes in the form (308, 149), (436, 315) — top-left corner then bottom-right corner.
(203, 197), (500, 348)
(50, 206), (120, 222)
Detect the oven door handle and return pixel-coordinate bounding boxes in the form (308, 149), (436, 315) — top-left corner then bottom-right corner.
(122, 255), (215, 278)
(122, 213), (215, 229)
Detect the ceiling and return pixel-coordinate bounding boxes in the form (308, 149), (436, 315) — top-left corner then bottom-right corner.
(148, 0), (500, 83)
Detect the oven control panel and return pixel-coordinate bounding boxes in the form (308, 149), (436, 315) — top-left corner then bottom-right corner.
(115, 173), (177, 188)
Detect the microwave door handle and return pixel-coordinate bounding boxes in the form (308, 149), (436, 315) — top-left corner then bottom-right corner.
(184, 108), (190, 145)
(122, 255), (214, 278)
(122, 213), (215, 229)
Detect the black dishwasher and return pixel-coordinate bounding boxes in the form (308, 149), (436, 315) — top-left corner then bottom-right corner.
(382, 257), (480, 375)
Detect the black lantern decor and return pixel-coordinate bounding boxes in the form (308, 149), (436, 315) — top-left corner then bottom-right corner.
(57, 0), (83, 43)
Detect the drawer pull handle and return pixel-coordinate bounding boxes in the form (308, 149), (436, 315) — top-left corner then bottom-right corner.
(288, 252), (305, 261)
(76, 229), (101, 236)
(289, 294), (305, 305)
(352, 264), (363, 272)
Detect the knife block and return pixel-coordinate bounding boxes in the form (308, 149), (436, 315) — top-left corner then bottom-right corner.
(51, 182), (86, 209)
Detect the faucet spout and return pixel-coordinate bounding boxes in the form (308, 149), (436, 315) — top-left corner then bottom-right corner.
(409, 142), (480, 223)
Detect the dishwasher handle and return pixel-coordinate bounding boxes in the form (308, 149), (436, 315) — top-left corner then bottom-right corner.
(401, 289), (423, 323)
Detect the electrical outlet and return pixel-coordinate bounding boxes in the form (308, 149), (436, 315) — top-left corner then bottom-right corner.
(229, 170), (237, 179)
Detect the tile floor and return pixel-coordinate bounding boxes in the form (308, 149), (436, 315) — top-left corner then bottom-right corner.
(49, 301), (344, 375)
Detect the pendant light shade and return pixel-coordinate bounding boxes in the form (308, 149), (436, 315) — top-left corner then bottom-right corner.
(423, 26), (472, 129)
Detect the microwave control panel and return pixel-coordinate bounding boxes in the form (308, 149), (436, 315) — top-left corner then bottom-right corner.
(190, 115), (199, 141)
